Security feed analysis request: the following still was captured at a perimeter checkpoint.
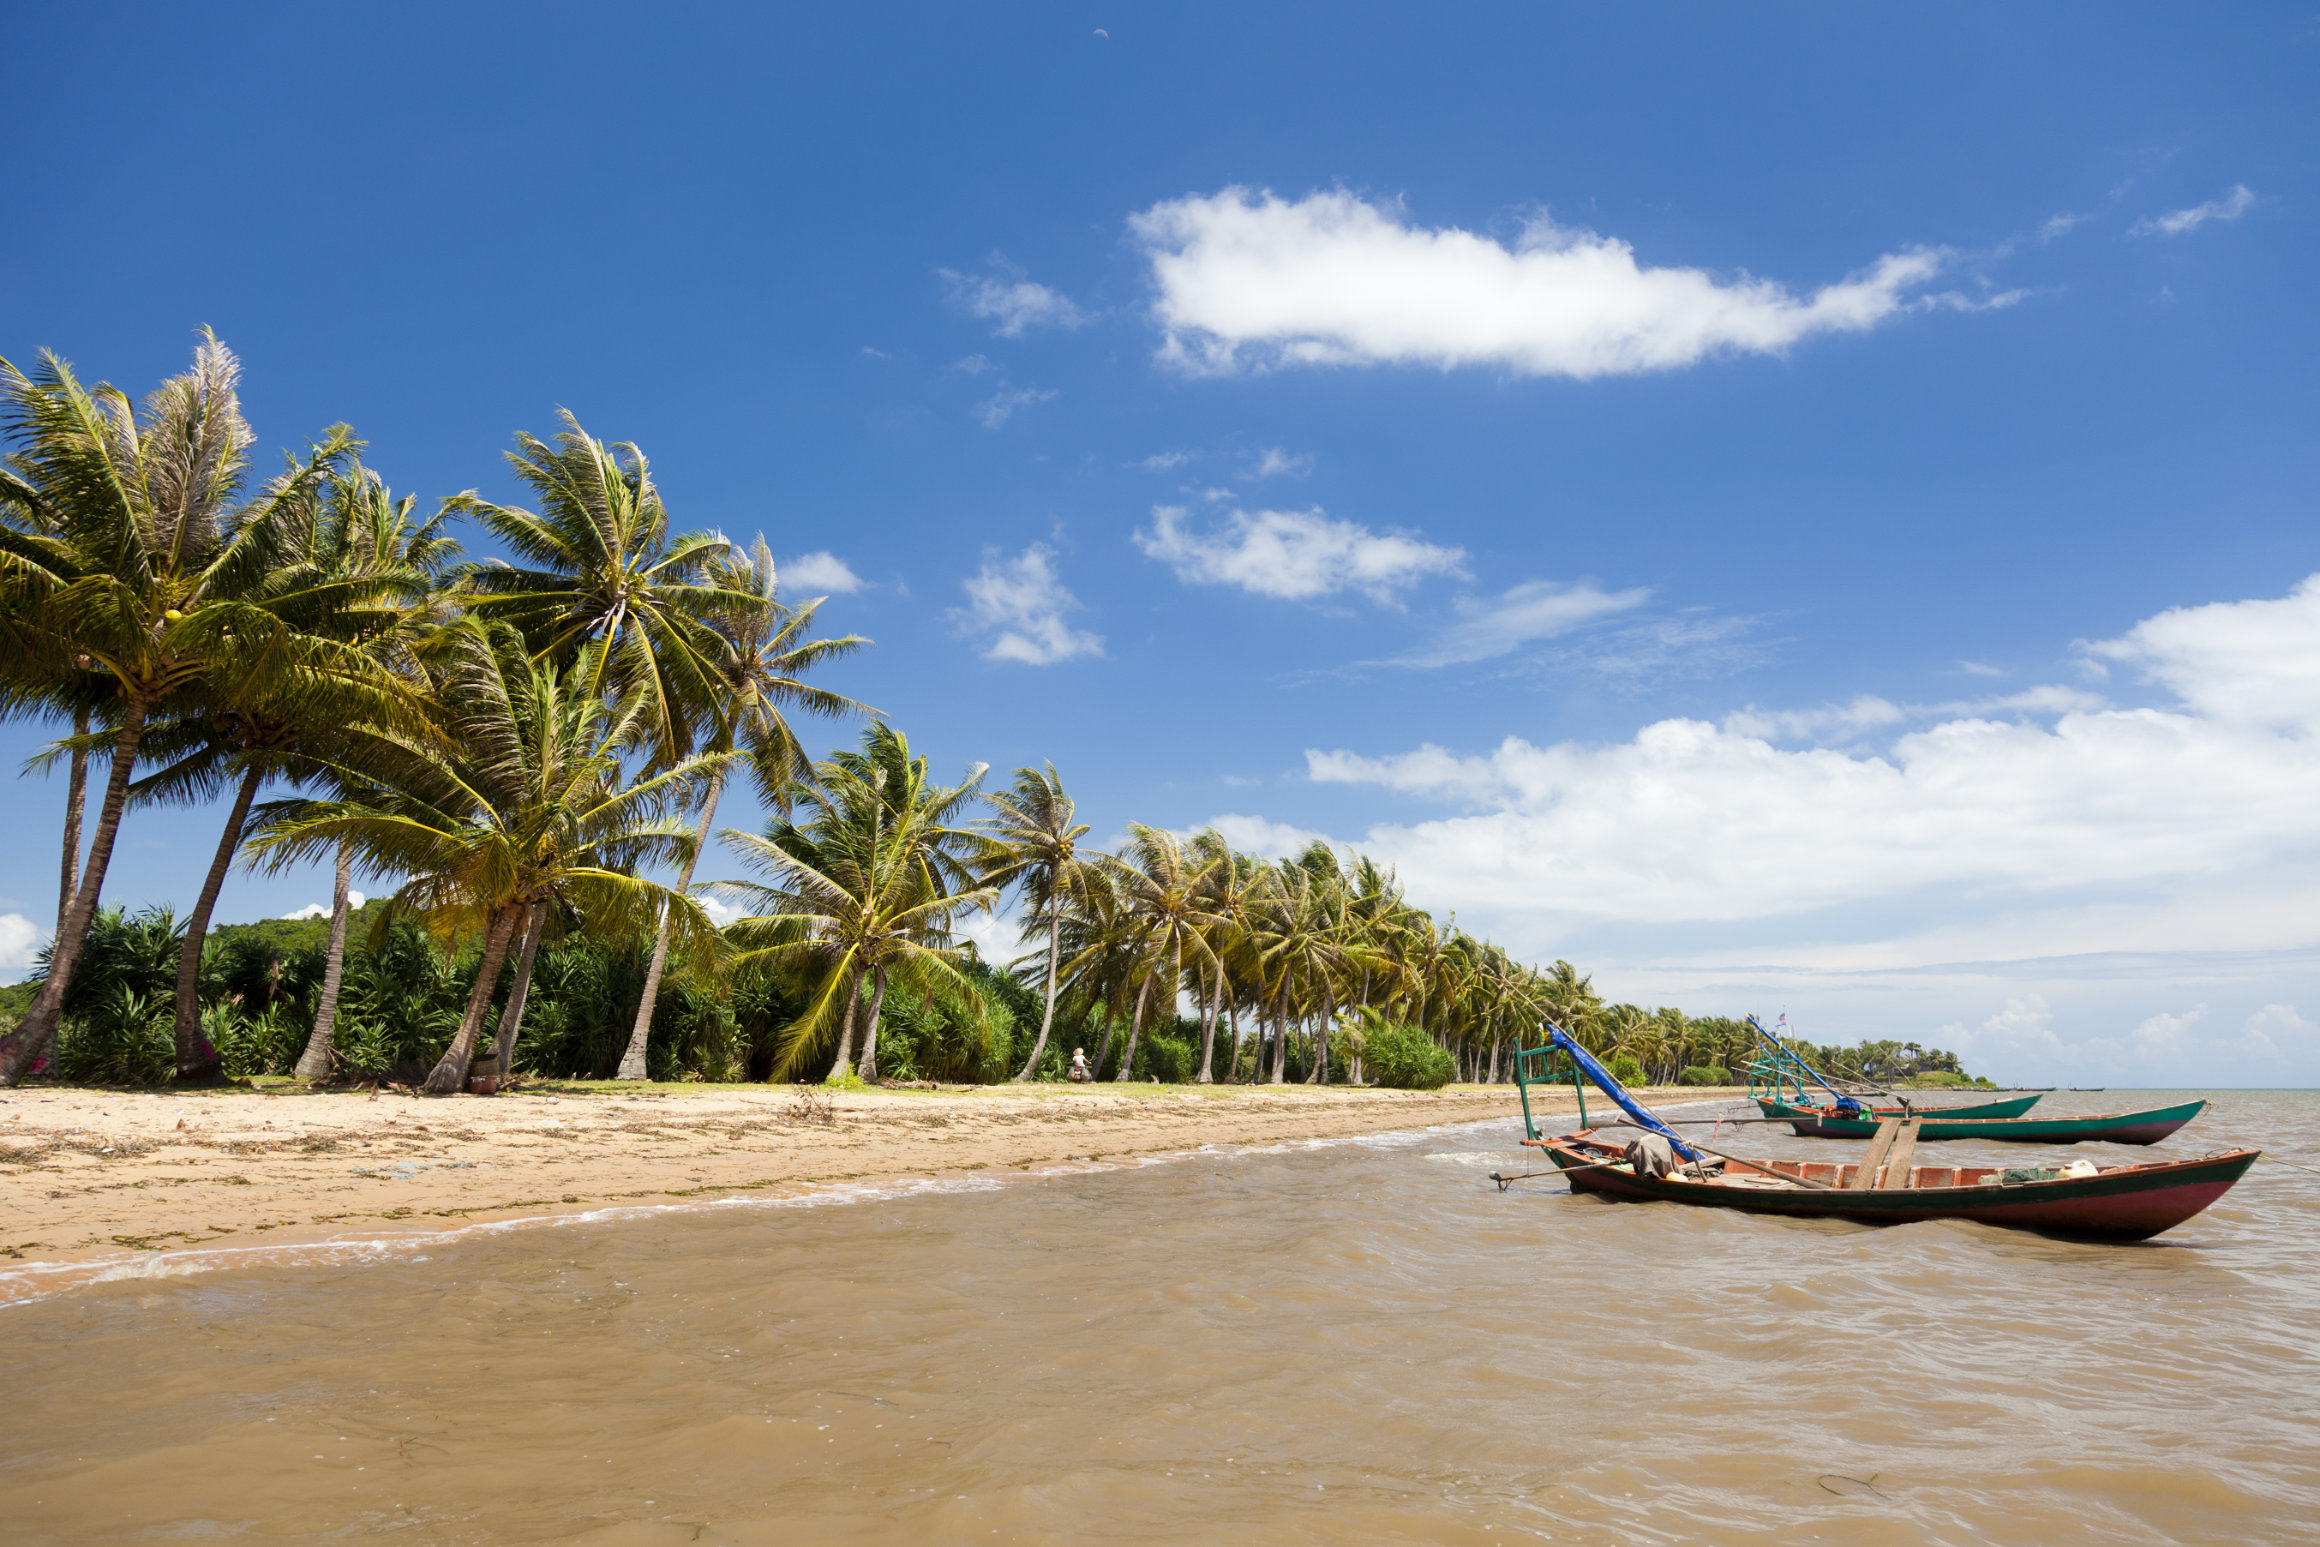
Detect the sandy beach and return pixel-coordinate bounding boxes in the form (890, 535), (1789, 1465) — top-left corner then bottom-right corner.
(0, 1080), (1701, 1270)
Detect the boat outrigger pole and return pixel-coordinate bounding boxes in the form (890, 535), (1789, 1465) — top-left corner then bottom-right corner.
(1745, 1014), (1873, 1114)
(1514, 1023), (1701, 1161)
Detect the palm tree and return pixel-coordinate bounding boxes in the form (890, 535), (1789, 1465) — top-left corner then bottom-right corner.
(716, 748), (993, 1082)
(247, 623), (719, 1093)
(0, 334), (412, 1086)
(973, 763), (1095, 1081)
(109, 454), (447, 1078)
(617, 537), (868, 1080)
(1105, 825), (1220, 1082)
(451, 411), (743, 769)
(289, 461), (463, 1079)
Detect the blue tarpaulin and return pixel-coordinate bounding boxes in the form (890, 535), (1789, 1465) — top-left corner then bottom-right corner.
(1543, 1024), (1700, 1161)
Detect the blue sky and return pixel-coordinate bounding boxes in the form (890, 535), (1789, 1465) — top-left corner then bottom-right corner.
(7, 4), (2318, 1083)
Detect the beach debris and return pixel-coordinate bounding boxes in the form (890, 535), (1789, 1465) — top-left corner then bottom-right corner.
(1817, 1473), (1883, 1498)
(784, 1089), (837, 1127)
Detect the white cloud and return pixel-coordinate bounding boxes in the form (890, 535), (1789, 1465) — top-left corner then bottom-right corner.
(2129, 1003), (2208, 1058)
(2132, 185), (2256, 238)
(1295, 576), (2320, 959)
(955, 545), (1103, 665)
(953, 354), (992, 375)
(1135, 504), (1467, 602)
(697, 893), (744, 927)
(2038, 212), (2087, 242)
(1130, 186), (1951, 378)
(1250, 447), (1314, 478)
(1396, 579), (1652, 667)
(0, 912), (46, 976)
(279, 891), (366, 922)
(1204, 813), (1332, 861)
(781, 551), (865, 595)
(2238, 1003), (2309, 1059)
(1138, 450), (1191, 470)
(2079, 575), (2320, 727)
(974, 384), (1057, 429)
(941, 263), (1092, 337)
(1957, 659), (2005, 678)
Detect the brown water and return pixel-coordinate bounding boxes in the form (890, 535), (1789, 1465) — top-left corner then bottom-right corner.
(3, 1090), (2317, 1545)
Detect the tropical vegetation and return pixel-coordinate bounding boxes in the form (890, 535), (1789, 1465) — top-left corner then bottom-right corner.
(0, 333), (1979, 1093)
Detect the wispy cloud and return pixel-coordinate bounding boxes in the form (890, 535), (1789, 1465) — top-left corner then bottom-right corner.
(2038, 211), (2088, 242)
(974, 384), (1057, 429)
(1130, 186), (1954, 378)
(2132, 185), (2256, 238)
(1250, 447), (1314, 478)
(1135, 504), (1467, 603)
(1138, 450), (1191, 470)
(781, 551), (865, 595)
(941, 259), (1092, 337)
(1394, 579), (1651, 667)
(955, 544), (1103, 665)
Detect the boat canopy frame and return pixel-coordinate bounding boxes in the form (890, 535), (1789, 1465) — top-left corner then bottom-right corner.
(1513, 1023), (1700, 1160)
(1743, 1014), (1876, 1113)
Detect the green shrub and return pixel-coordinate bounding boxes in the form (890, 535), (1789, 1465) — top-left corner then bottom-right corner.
(1606, 1051), (1647, 1086)
(1678, 1065), (1733, 1086)
(55, 986), (176, 1085)
(1364, 1023), (1454, 1090)
(215, 1003), (307, 1079)
(1134, 1033), (1195, 1084)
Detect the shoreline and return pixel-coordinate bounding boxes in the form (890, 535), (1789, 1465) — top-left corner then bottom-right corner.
(0, 1081), (1747, 1292)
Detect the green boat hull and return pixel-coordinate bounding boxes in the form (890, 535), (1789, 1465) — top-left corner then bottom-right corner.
(1767, 1098), (2207, 1145)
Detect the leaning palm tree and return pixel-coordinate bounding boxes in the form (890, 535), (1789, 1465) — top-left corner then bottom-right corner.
(246, 623), (720, 1093)
(972, 763), (1095, 1081)
(716, 754), (993, 1082)
(617, 536), (868, 1080)
(0, 335), (419, 1085)
(450, 411), (745, 770)
(104, 454), (447, 1077)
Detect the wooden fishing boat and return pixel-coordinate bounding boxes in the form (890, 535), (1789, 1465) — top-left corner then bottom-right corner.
(1754, 1092), (2043, 1122)
(1525, 1128), (2259, 1241)
(1507, 1026), (2248, 1242)
(1767, 1098), (2206, 1145)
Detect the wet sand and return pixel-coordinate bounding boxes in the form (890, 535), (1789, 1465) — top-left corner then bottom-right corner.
(0, 1080), (1656, 1271)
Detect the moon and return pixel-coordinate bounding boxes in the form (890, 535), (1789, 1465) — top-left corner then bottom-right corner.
(1093, 28), (1108, 38)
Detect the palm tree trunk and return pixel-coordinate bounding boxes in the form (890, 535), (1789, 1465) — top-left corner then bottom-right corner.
(617, 769), (724, 1081)
(293, 838), (355, 1080)
(174, 763), (266, 1080)
(825, 970), (861, 1081)
(57, 706), (89, 941)
(422, 906), (521, 1095)
(1307, 991), (1335, 1084)
(854, 963), (890, 1083)
(494, 901), (549, 1080)
(1195, 974), (1219, 1084)
(0, 698), (148, 1086)
(1269, 988), (1289, 1084)
(1111, 973), (1155, 1082)
(1014, 905), (1063, 1081)
(1225, 999), (1242, 1083)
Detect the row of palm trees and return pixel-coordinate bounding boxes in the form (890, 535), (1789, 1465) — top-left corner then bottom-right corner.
(0, 331), (1722, 1094)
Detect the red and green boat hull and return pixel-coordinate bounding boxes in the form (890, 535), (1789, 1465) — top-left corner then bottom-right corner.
(1528, 1133), (2257, 1241)
(1766, 1098), (2206, 1145)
